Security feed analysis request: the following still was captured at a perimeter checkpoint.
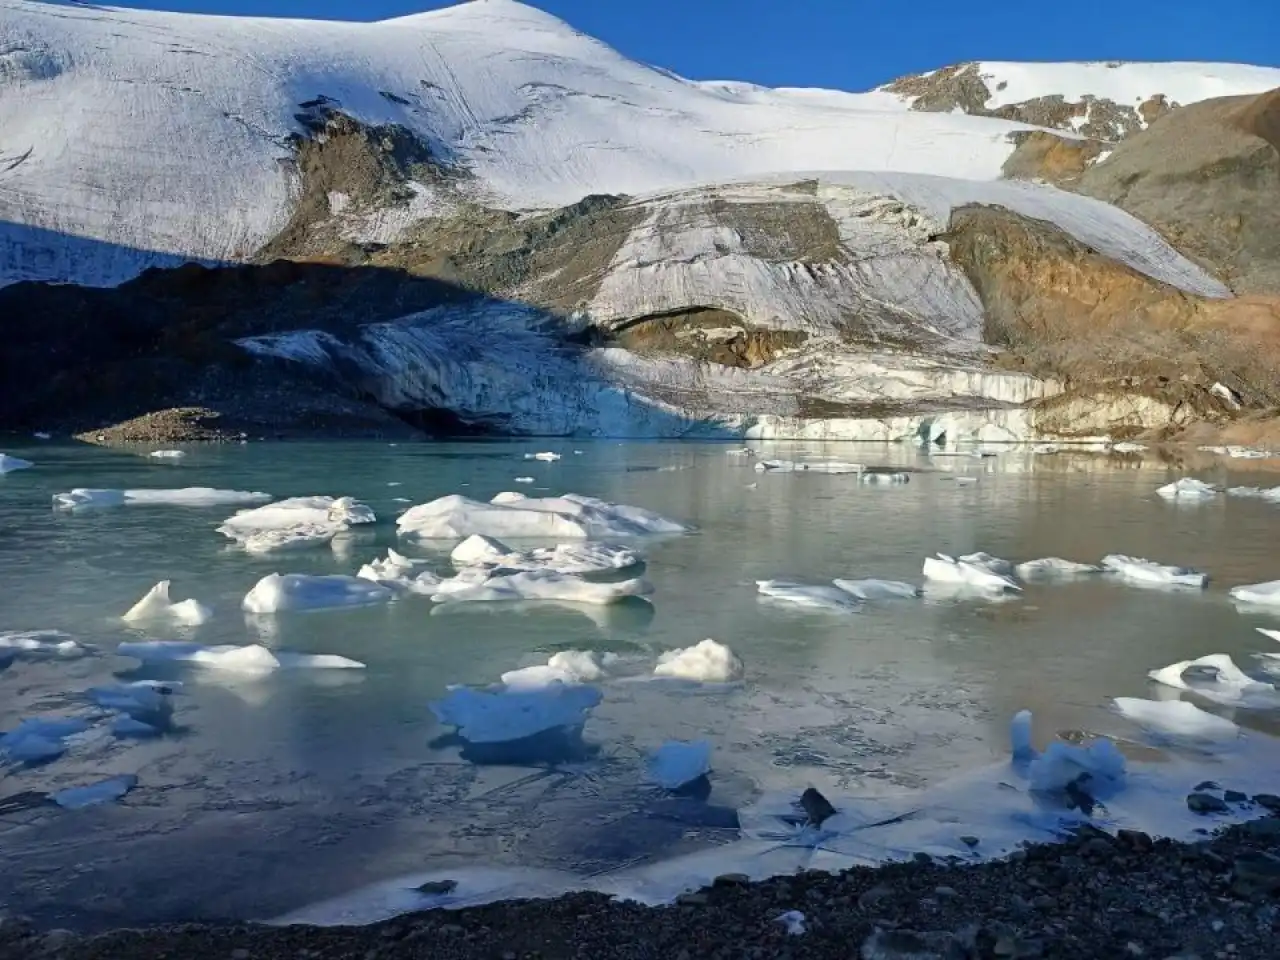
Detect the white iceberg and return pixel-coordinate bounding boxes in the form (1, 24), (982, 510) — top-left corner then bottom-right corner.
(243, 573), (393, 613)
(116, 640), (365, 672)
(1113, 697), (1239, 742)
(1155, 478), (1218, 501)
(218, 496), (375, 551)
(51, 774), (139, 810)
(431, 569), (652, 606)
(450, 534), (642, 576)
(753, 459), (865, 474)
(0, 454), (34, 474)
(922, 554), (1020, 593)
(647, 740), (712, 789)
(54, 487), (271, 509)
(0, 716), (91, 763)
(755, 580), (862, 613)
(430, 681), (601, 743)
(1014, 558), (1103, 579)
(500, 651), (610, 689)
(831, 579), (921, 600)
(1229, 581), (1280, 606)
(525, 452), (562, 462)
(1101, 554), (1207, 589)
(357, 549), (443, 595)
(398, 493), (686, 540)
(148, 450), (186, 460)
(0, 630), (91, 659)
(122, 581), (212, 626)
(1149, 653), (1280, 707)
(653, 639), (744, 683)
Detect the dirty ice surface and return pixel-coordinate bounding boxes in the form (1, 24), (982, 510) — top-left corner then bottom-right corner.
(4, 440), (1280, 930)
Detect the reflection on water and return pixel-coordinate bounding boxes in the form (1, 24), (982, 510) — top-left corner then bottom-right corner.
(2, 439), (1280, 929)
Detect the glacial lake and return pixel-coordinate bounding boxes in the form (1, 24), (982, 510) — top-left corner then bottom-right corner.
(4, 439), (1280, 929)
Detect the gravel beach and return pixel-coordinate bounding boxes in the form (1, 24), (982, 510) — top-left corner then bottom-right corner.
(6, 815), (1280, 960)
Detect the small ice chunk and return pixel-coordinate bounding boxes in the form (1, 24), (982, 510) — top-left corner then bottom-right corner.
(647, 740), (712, 789)
(653, 639), (743, 683)
(122, 581), (211, 626)
(1015, 558), (1102, 579)
(1032, 443), (1060, 455)
(957, 551), (1015, 577)
(725, 447), (754, 457)
(1229, 581), (1280, 606)
(1149, 653), (1279, 706)
(51, 774), (139, 809)
(116, 640), (365, 672)
(1111, 441), (1147, 453)
(501, 651), (608, 689)
(775, 911), (807, 936)
(860, 471), (910, 485)
(450, 535), (641, 576)
(54, 487), (271, 509)
(922, 554), (1020, 592)
(526, 452), (561, 462)
(0, 630), (90, 659)
(490, 491), (528, 504)
(218, 496), (373, 550)
(88, 680), (180, 720)
(756, 580), (862, 612)
(514, 476), (535, 483)
(33, 432), (51, 440)
(398, 493), (686, 540)
(431, 570), (652, 606)
(0, 717), (90, 762)
(430, 682), (601, 743)
(1010, 709), (1035, 761)
(1114, 697), (1239, 742)
(1028, 738), (1126, 795)
(753, 459), (864, 474)
(1155, 478), (1218, 501)
(357, 549), (443, 595)
(831, 578), (920, 600)
(242, 525), (340, 554)
(243, 573), (393, 613)
(0, 453), (34, 474)
(148, 450), (186, 459)
(953, 476), (978, 486)
(1101, 554), (1207, 588)
(1226, 485), (1280, 502)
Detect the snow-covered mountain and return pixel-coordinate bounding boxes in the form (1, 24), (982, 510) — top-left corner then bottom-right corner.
(2, 0), (1277, 442)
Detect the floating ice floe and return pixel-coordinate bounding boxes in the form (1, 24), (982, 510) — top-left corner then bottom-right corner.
(922, 553), (1020, 593)
(430, 681), (602, 744)
(54, 487), (271, 509)
(755, 580), (862, 613)
(1031, 443), (1060, 455)
(1101, 554), (1207, 589)
(830, 578), (920, 600)
(117, 640), (365, 672)
(88, 680), (181, 731)
(1226, 485), (1280, 503)
(356, 549), (443, 595)
(1111, 441), (1147, 453)
(525, 452), (561, 462)
(653, 639), (743, 683)
(647, 740), (712, 789)
(122, 581), (212, 626)
(1155, 477), (1218, 501)
(514, 476), (535, 484)
(753, 459), (865, 474)
(0, 717), (91, 763)
(1014, 558), (1103, 579)
(243, 573), (394, 613)
(51, 774), (139, 810)
(1010, 709), (1126, 797)
(1229, 581), (1280, 607)
(1113, 697), (1239, 743)
(33, 432), (51, 440)
(0, 454), (34, 474)
(0, 630), (92, 660)
(1200, 444), (1272, 459)
(725, 448), (754, 457)
(218, 495), (375, 552)
(500, 651), (610, 689)
(450, 534), (642, 576)
(952, 476), (978, 486)
(148, 450), (186, 460)
(860, 471), (910, 485)
(1149, 653), (1280, 707)
(397, 493), (687, 540)
(432, 569), (652, 606)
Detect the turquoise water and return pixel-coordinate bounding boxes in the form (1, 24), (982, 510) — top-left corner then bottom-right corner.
(2, 439), (1280, 928)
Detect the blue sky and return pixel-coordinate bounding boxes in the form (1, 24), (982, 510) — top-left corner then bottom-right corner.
(107, 0), (1280, 90)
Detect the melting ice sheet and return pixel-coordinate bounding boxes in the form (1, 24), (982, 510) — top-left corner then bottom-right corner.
(269, 723), (1280, 928)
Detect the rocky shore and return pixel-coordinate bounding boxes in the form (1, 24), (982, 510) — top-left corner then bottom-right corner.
(6, 816), (1280, 960)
